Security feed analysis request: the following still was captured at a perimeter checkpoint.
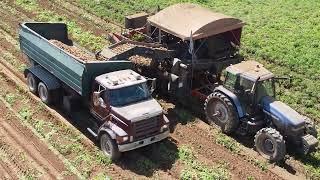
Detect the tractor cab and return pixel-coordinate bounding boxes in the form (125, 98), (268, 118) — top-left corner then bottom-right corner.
(223, 61), (275, 114)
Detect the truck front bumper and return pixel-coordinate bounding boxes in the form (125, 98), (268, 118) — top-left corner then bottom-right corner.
(118, 130), (170, 152)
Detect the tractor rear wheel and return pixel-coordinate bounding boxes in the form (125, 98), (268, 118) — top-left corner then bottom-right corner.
(254, 127), (286, 162)
(204, 92), (239, 134)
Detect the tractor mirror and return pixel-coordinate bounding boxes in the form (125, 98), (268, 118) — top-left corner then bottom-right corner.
(274, 76), (292, 89)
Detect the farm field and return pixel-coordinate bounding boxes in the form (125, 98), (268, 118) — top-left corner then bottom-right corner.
(0, 0), (319, 179)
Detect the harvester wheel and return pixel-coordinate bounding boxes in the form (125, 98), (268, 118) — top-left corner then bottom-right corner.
(204, 92), (239, 134)
(304, 117), (318, 138)
(254, 127), (286, 162)
(38, 82), (52, 105)
(27, 73), (38, 94)
(100, 134), (121, 161)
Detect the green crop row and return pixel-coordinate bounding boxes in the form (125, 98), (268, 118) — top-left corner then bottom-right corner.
(178, 145), (230, 180)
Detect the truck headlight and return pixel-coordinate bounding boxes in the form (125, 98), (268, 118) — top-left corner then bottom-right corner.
(161, 124), (169, 132)
(116, 136), (129, 143)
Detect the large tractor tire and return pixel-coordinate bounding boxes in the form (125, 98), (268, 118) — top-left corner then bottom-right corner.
(254, 127), (286, 162)
(100, 133), (121, 161)
(204, 92), (239, 134)
(304, 117), (318, 138)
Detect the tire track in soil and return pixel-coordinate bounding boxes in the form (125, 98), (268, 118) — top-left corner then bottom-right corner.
(0, 1), (304, 179)
(0, 101), (78, 179)
(0, 160), (17, 180)
(170, 121), (282, 180)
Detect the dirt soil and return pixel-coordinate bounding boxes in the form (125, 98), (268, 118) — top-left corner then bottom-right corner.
(0, 102), (77, 179)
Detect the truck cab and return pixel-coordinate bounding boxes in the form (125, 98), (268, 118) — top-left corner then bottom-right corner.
(89, 70), (169, 160)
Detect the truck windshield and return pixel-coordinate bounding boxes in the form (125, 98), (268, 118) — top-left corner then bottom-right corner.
(106, 83), (151, 107)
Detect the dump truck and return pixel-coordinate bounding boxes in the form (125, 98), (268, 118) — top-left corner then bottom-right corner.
(100, 3), (318, 161)
(19, 22), (170, 160)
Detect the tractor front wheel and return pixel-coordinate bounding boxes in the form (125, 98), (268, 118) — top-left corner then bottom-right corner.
(254, 128), (286, 162)
(204, 92), (239, 134)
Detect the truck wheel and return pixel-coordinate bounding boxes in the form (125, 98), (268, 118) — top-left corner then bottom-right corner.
(38, 82), (51, 105)
(204, 92), (239, 134)
(304, 117), (318, 138)
(254, 128), (286, 162)
(63, 96), (72, 114)
(27, 73), (38, 94)
(100, 134), (121, 161)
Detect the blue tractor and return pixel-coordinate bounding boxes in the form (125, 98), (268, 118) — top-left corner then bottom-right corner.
(204, 61), (318, 161)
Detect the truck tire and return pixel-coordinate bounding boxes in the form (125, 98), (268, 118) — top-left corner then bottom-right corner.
(100, 133), (121, 161)
(63, 96), (72, 114)
(204, 92), (239, 134)
(38, 82), (52, 105)
(27, 73), (38, 94)
(304, 117), (318, 138)
(254, 127), (286, 162)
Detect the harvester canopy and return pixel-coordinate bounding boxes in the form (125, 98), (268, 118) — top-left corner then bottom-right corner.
(148, 3), (245, 40)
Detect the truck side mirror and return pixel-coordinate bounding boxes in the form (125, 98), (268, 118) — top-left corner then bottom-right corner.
(98, 97), (107, 108)
(93, 91), (101, 106)
(147, 78), (156, 94)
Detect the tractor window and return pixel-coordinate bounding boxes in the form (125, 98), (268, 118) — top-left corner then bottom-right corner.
(256, 79), (275, 103)
(224, 73), (237, 91)
(238, 77), (254, 92)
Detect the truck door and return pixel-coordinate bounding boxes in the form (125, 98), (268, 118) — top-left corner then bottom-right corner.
(90, 82), (111, 121)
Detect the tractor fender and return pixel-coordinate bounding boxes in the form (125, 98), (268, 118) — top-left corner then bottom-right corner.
(24, 65), (61, 90)
(214, 86), (245, 118)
